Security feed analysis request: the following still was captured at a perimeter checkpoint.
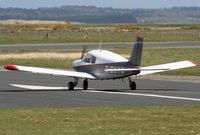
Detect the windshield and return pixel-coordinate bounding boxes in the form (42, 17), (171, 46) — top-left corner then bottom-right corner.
(83, 54), (96, 64)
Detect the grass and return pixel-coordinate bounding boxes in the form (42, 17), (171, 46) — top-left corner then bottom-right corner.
(0, 58), (75, 69)
(0, 50), (80, 54)
(1, 48), (200, 76)
(1, 25), (200, 44)
(0, 105), (200, 135)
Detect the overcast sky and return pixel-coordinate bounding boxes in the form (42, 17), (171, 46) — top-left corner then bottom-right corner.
(1, 0), (200, 9)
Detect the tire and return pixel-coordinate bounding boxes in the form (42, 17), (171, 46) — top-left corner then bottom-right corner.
(68, 81), (75, 90)
(130, 81), (136, 90)
(83, 80), (88, 90)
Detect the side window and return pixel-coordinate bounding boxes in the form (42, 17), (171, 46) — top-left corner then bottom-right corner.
(91, 56), (96, 64)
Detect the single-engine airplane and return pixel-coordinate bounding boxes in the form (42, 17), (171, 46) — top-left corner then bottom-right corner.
(4, 35), (198, 90)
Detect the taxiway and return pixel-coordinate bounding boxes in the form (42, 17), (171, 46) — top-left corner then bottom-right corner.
(0, 41), (200, 50)
(0, 70), (200, 108)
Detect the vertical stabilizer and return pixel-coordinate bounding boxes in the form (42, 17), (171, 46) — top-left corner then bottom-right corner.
(129, 36), (144, 66)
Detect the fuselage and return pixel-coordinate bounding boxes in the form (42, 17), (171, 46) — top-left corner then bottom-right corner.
(73, 50), (140, 80)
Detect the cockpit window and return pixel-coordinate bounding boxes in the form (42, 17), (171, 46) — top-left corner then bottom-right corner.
(83, 54), (96, 64)
(84, 54), (91, 63)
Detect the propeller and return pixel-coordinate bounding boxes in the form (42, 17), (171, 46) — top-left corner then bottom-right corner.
(80, 45), (87, 59)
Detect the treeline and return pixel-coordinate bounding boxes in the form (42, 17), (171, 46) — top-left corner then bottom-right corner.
(0, 6), (200, 23)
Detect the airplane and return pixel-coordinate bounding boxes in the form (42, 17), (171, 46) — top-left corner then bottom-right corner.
(4, 35), (198, 90)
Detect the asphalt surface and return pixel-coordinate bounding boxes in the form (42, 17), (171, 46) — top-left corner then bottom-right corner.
(0, 42), (200, 108)
(0, 41), (200, 50)
(0, 70), (200, 108)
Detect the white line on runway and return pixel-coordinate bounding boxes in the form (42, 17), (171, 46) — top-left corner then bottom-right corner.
(10, 84), (200, 102)
(86, 90), (200, 102)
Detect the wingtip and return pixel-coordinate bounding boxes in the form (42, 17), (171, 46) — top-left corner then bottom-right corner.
(4, 65), (19, 70)
(188, 60), (199, 66)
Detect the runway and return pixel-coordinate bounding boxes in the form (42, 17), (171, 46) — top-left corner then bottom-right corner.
(1, 70), (200, 108)
(0, 41), (200, 50)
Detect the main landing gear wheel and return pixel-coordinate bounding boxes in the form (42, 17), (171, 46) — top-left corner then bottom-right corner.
(68, 78), (79, 91)
(68, 81), (75, 91)
(128, 77), (136, 90)
(83, 79), (88, 90)
(129, 81), (136, 90)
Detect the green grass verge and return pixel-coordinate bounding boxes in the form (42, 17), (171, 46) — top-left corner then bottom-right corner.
(1, 48), (199, 76)
(0, 58), (75, 69)
(0, 105), (200, 135)
(0, 50), (79, 54)
(0, 28), (200, 44)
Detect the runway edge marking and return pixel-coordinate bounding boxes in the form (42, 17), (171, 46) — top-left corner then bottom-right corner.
(10, 84), (200, 102)
(86, 90), (200, 102)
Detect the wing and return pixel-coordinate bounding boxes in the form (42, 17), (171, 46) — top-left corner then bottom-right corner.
(138, 60), (198, 76)
(4, 65), (96, 79)
(104, 60), (198, 76)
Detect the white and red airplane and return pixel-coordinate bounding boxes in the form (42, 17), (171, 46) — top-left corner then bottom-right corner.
(4, 36), (198, 90)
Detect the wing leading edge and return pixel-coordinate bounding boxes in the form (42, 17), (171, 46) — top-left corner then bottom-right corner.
(4, 65), (96, 79)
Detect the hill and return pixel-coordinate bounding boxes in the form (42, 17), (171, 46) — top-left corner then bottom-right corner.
(0, 6), (200, 23)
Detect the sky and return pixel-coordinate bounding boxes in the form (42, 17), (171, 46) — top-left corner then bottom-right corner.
(1, 0), (200, 9)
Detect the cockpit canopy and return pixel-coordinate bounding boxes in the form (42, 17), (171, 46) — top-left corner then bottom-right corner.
(82, 50), (128, 64)
(83, 53), (96, 64)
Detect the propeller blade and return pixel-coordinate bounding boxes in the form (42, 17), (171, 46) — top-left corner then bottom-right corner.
(81, 45), (87, 59)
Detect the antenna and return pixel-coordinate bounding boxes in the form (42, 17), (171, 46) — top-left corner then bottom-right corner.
(99, 40), (102, 52)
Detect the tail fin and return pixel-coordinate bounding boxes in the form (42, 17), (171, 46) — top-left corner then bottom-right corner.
(129, 36), (144, 66)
